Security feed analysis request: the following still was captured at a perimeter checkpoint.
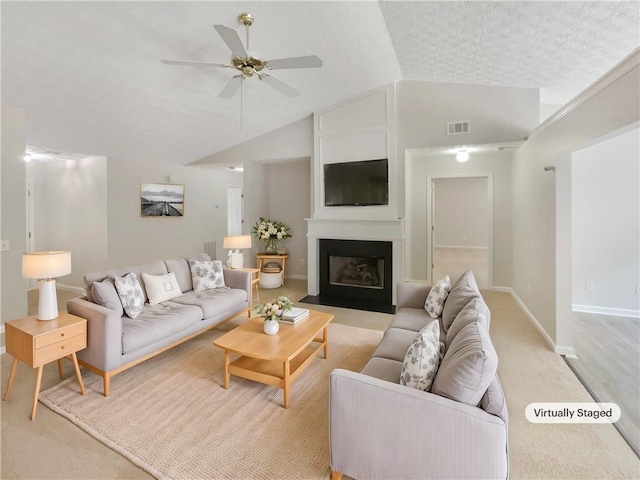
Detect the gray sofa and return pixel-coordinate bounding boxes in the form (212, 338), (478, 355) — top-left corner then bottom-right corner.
(67, 253), (251, 396)
(329, 271), (508, 480)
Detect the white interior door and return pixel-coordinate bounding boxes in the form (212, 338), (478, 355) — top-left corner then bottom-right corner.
(226, 187), (243, 235)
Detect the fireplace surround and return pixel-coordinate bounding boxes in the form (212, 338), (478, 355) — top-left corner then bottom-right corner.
(301, 238), (394, 313)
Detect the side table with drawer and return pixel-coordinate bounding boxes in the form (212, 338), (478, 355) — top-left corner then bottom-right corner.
(3, 312), (87, 420)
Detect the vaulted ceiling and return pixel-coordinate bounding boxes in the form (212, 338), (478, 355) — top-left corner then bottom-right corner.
(2, 1), (638, 165)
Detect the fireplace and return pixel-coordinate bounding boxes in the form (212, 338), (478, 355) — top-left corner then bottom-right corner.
(304, 238), (393, 313)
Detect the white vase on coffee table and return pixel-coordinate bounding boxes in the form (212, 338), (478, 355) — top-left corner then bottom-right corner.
(263, 319), (279, 335)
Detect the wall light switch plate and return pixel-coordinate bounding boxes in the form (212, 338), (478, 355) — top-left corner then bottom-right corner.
(1, 240), (9, 252)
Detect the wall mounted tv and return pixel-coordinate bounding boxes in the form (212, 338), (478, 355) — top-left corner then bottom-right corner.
(324, 158), (389, 207)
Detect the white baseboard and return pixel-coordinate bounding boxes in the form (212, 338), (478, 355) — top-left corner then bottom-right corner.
(573, 304), (640, 319)
(499, 287), (576, 357)
(286, 274), (308, 281)
(434, 245), (488, 250)
(57, 283), (86, 295)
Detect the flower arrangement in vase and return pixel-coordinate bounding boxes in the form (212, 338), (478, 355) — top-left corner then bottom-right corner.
(252, 217), (292, 255)
(255, 295), (293, 335)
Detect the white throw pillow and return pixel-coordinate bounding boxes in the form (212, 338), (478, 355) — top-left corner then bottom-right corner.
(114, 272), (145, 319)
(189, 259), (225, 291)
(424, 275), (451, 319)
(142, 272), (182, 305)
(399, 321), (442, 391)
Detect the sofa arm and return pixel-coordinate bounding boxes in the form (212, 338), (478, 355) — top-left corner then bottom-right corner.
(223, 268), (251, 298)
(396, 281), (432, 309)
(67, 297), (123, 373)
(329, 369), (508, 480)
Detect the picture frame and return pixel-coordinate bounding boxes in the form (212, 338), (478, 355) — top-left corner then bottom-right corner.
(140, 183), (185, 217)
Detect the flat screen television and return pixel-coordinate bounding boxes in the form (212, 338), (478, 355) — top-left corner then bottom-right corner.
(324, 158), (389, 207)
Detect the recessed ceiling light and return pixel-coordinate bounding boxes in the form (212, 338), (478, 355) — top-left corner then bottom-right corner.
(456, 150), (469, 162)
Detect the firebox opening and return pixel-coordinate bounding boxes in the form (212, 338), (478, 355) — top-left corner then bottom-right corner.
(329, 256), (383, 289)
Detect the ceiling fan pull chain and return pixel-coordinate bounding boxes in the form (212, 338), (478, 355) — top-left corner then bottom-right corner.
(240, 76), (244, 130)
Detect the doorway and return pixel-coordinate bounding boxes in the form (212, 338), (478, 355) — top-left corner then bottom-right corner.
(427, 175), (492, 288)
(226, 187), (243, 235)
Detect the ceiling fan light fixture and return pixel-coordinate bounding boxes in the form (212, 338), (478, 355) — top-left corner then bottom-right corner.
(456, 150), (470, 162)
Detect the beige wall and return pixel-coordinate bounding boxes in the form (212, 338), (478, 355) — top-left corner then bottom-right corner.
(407, 151), (513, 286)
(106, 158), (242, 271)
(1, 105), (28, 327)
(243, 159), (311, 278)
(29, 157), (109, 288)
(513, 57), (639, 347)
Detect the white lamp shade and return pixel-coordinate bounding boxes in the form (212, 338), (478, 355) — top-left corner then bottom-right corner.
(223, 235), (252, 250)
(22, 251), (71, 279)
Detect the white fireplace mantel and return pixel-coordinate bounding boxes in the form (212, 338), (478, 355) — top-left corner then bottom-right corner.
(306, 217), (405, 304)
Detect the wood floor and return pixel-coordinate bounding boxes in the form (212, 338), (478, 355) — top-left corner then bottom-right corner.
(565, 311), (640, 456)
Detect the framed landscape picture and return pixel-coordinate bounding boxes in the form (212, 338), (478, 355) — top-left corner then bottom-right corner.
(140, 183), (185, 217)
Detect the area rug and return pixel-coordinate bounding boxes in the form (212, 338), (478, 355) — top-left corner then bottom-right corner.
(39, 320), (382, 480)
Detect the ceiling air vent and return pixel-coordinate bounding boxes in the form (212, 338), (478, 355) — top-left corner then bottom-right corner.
(447, 121), (470, 135)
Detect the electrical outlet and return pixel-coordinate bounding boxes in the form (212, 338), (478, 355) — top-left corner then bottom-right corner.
(0, 239), (9, 252)
(635, 285), (640, 295)
(300, 259), (305, 266)
(586, 281), (595, 291)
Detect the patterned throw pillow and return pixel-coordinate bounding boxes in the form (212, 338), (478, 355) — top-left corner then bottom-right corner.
(114, 272), (145, 319)
(424, 275), (451, 319)
(400, 321), (442, 391)
(189, 259), (225, 291)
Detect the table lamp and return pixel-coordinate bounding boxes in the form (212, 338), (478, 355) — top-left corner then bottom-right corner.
(22, 251), (71, 321)
(223, 235), (252, 269)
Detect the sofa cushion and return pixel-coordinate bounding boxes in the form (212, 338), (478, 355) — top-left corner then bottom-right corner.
(142, 272), (182, 305)
(171, 288), (247, 320)
(85, 260), (168, 303)
(431, 322), (497, 406)
(400, 322), (441, 391)
(482, 375), (508, 424)
(189, 259), (225, 291)
(164, 258), (193, 293)
(445, 297), (490, 350)
(360, 357), (403, 384)
(389, 308), (432, 333)
(91, 279), (124, 316)
(114, 273), (145, 319)
(441, 270), (481, 333)
(424, 275), (451, 319)
(371, 327), (420, 363)
(122, 302), (203, 354)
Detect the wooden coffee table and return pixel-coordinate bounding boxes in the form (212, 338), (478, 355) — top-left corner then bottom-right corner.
(213, 309), (333, 408)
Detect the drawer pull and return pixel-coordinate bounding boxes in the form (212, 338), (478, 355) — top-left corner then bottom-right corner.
(61, 346), (65, 350)
(61, 333), (65, 337)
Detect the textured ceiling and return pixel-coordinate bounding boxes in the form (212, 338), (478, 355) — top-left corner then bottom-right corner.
(380, 1), (640, 105)
(2, 1), (638, 166)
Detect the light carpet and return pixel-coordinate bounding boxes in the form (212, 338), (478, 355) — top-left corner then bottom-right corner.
(39, 320), (382, 480)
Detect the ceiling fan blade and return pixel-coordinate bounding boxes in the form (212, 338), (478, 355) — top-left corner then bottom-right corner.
(219, 75), (243, 98)
(213, 24), (248, 58)
(161, 59), (230, 68)
(266, 55), (323, 70)
(260, 75), (301, 97)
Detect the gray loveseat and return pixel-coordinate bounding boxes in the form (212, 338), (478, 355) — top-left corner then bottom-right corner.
(329, 271), (508, 480)
(67, 253), (251, 396)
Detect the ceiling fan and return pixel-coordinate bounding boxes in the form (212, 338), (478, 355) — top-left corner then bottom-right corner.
(161, 12), (323, 98)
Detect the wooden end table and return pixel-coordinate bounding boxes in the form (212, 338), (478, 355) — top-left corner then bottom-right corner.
(3, 312), (87, 420)
(256, 253), (288, 287)
(213, 309), (333, 408)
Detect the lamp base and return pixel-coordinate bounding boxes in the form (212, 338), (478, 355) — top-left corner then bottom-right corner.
(229, 251), (244, 269)
(37, 279), (59, 321)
